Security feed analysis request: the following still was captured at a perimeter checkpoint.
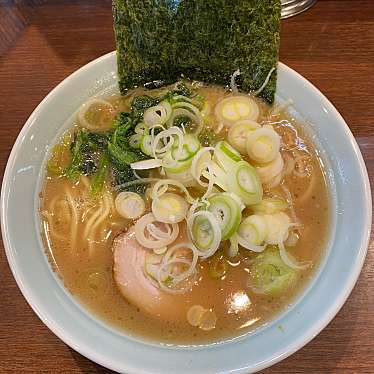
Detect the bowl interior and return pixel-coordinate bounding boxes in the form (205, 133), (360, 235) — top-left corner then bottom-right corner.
(1, 52), (371, 374)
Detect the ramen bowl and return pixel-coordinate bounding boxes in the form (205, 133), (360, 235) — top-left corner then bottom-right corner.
(1, 51), (370, 373)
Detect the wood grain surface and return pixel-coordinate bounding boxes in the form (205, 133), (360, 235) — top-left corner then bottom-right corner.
(0, 1), (373, 373)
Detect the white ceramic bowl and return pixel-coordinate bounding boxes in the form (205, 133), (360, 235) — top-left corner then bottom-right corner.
(1, 52), (371, 373)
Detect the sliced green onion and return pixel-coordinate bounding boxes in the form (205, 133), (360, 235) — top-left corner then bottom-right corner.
(129, 133), (142, 149)
(228, 119), (260, 153)
(78, 98), (115, 132)
(157, 242), (199, 293)
(165, 168), (196, 187)
(115, 191), (145, 220)
(285, 230), (299, 247)
(227, 161), (263, 205)
(208, 193), (242, 240)
(47, 134), (71, 176)
(130, 159), (162, 170)
(152, 126), (184, 158)
(202, 161), (228, 191)
(187, 305), (206, 327)
(192, 216), (213, 249)
(168, 101), (203, 132)
(167, 108), (201, 130)
(251, 198), (288, 215)
(263, 212), (291, 245)
(226, 192), (245, 211)
(172, 101), (203, 120)
(134, 213), (179, 249)
(247, 247), (298, 296)
(199, 309), (217, 331)
(140, 134), (153, 156)
(171, 133), (201, 161)
(246, 127), (281, 164)
(165, 168), (197, 187)
(278, 241), (310, 270)
(144, 253), (163, 281)
(151, 179), (196, 204)
(184, 134), (201, 154)
(215, 95), (260, 128)
(191, 147), (214, 187)
(162, 151), (192, 173)
(152, 192), (188, 224)
(213, 141), (242, 172)
(171, 146), (191, 162)
(256, 153), (284, 185)
(135, 122), (149, 135)
(228, 233), (239, 257)
(187, 211), (221, 258)
(143, 101), (172, 127)
(153, 246), (168, 255)
(238, 215), (267, 246)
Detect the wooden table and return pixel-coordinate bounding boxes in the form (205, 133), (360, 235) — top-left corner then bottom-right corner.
(0, 1), (373, 373)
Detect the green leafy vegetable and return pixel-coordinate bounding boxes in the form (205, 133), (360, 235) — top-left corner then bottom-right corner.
(112, 0), (281, 103)
(113, 165), (147, 194)
(108, 142), (145, 170)
(161, 82), (194, 102)
(83, 132), (109, 152)
(54, 84), (203, 194)
(112, 112), (134, 140)
(64, 130), (88, 179)
(131, 95), (159, 122)
(64, 129), (110, 179)
(62, 111), (146, 187)
(108, 111), (146, 170)
(91, 152), (110, 196)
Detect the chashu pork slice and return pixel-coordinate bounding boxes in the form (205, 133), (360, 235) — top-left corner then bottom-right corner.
(113, 227), (191, 322)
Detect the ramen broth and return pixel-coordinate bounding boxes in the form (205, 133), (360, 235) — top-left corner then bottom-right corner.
(40, 84), (330, 344)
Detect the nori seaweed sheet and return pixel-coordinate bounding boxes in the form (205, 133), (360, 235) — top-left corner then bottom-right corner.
(112, 0), (281, 103)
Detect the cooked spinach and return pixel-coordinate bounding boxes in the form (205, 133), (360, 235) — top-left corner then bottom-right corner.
(112, 165), (148, 194)
(112, 0), (281, 103)
(164, 82), (193, 99)
(131, 95), (159, 122)
(58, 84), (208, 194)
(84, 132), (109, 151)
(108, 142), (145, 170)
(109, 111), (147, 169)
(112, 112), (134, 136)
(91, 152), (110, 196)
(63, 108), (147, 191)
(65, 129), (99, 179)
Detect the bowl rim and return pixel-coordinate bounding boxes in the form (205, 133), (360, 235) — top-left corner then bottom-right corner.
(1, 51), (371, 373)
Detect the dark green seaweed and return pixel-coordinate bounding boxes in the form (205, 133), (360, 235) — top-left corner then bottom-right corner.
(112, 0), (176, 93)
(112, 0), (281, 103)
